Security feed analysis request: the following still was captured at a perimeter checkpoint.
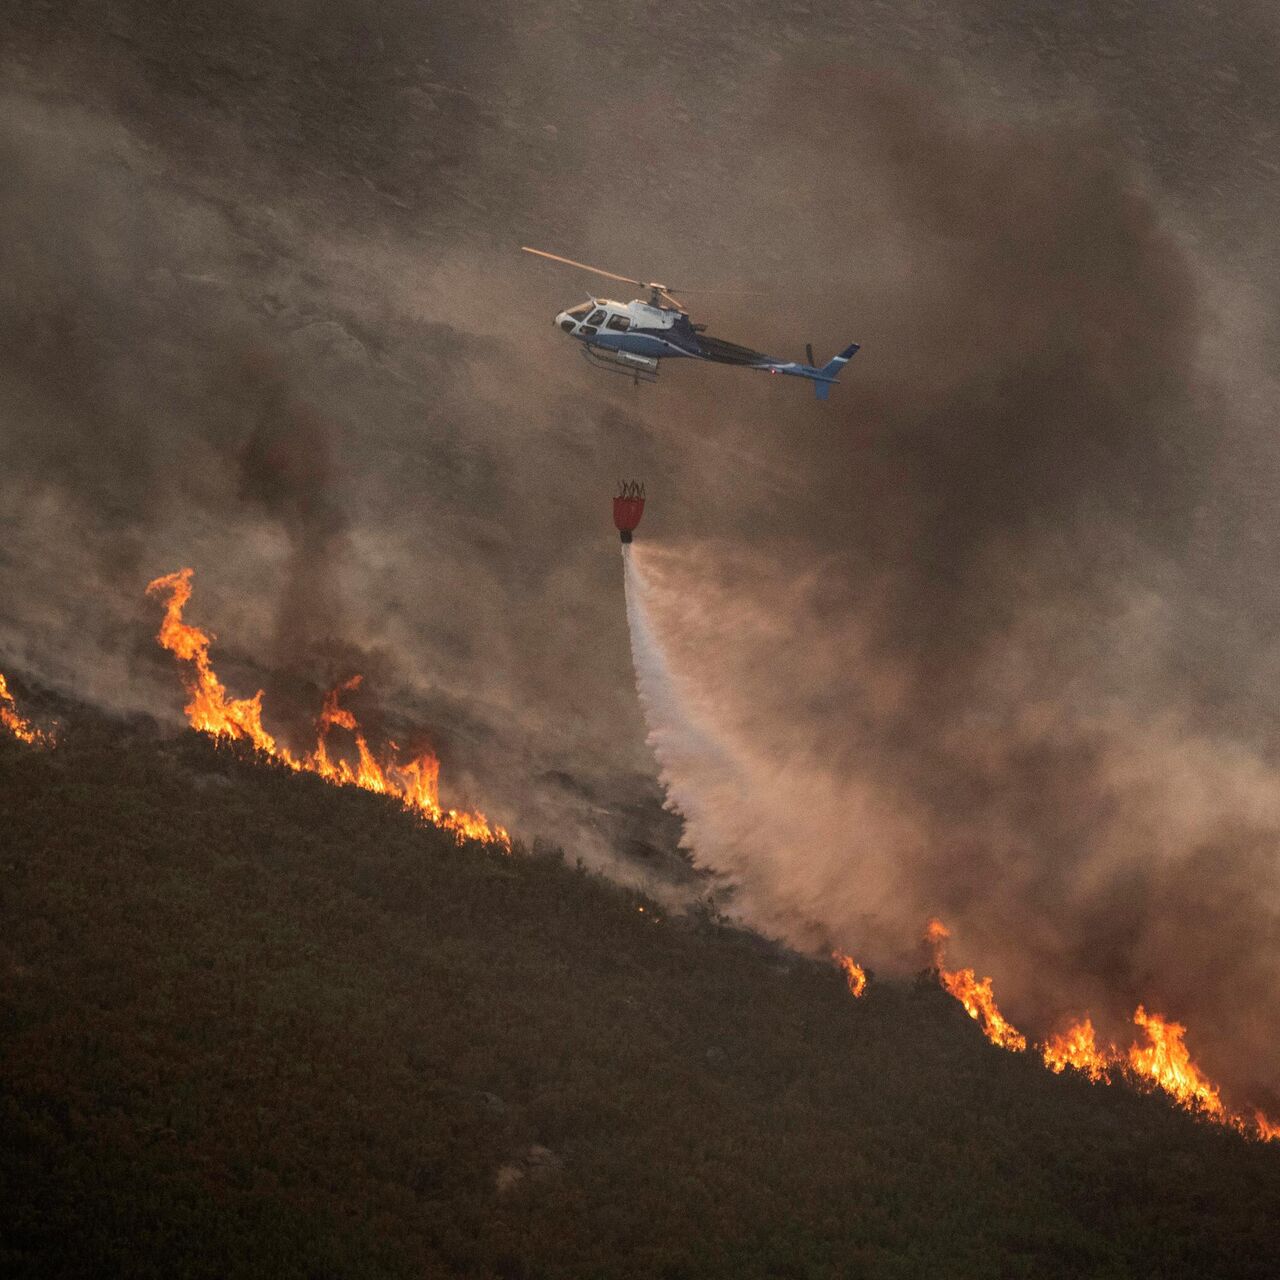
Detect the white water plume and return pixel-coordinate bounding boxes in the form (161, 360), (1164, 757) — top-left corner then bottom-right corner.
(621, 542), (913, 953)
(621, 544), (737, 834)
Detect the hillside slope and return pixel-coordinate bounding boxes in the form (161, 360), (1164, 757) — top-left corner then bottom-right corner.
(3, 724), (1279, 1280)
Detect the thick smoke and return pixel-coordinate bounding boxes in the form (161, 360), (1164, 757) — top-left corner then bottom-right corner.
(3, 3), (1280, 1105)
(630, 538), (1280, 1106)
(612, 71), (1280, 1112)
(0, 0), (673, 865)
(234, 351), (350, 663)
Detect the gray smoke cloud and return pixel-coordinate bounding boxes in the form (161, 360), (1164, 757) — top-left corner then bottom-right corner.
(2, 4), (1279, 1106)
(611, 63), (1280, 1113)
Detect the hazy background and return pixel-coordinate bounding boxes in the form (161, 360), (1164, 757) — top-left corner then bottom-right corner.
(2, 2), (1279, 1110)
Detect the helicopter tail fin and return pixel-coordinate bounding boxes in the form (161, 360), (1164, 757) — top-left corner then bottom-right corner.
(810, 343), (859, 400)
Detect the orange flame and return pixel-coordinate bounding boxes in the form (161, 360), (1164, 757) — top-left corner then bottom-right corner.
(1040, 1007), (1280, 1138)
(921, 918), (1279, 1141)
(1128, 1005), (1225, 1119)
(833, 950), (867, 998)
(145, 569), (510, 848)
(924, 917), (950, 951)
(914, 917), (1280, 1140)
(938, 968), (1029, 1053)
(1042, 1018), (1111, 1082)
(0, 673), (47, 745)
(925, 917), (1027, 1052)
(146, 569), (285, 758)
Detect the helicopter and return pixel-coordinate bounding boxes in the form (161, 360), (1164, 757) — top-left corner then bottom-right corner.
(522, 247), (858, 399)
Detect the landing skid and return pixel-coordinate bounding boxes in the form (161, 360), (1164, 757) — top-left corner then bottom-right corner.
(580, 344), (658, 385)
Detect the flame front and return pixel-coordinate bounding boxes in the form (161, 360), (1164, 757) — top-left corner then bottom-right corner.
(1042, 1018), (1111, 1081)
(925, 917), (1027, 1052)
(1041, 1008), (1261, 1127)
(0, 673), (46, 745)
(922, 919), (1277, 1141)
(145, 569), (509, 848)
(1257, 1112), (1280, 1142)
(1128, 1006), (1225, 1119)
(938, 968), (1029, 1053)
(146, 569), (285, 758)
(833, 950), (867, 998)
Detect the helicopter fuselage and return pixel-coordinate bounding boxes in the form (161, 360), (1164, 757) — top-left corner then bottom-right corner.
(552, 296), (857, 398)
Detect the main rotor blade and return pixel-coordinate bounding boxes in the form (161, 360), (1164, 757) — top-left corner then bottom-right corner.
(656, 285), (770, 311)
(521, 247), (644, 288)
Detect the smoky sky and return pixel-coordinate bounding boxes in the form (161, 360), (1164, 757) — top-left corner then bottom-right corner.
(3, 3), (1280, 1106)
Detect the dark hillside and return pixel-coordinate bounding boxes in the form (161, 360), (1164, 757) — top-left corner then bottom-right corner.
(3, 727), (1279, 1280)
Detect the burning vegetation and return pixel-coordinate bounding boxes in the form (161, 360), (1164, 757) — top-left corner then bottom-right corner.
(145, 569), (509, 849)
(923, 917), (1277, 1141)
(0, 673), (48, 746)
(1041, 1017), (1110, 1082)
(8, 605), (1278, 1149)
(925, 918), (1027, 1052)
(833, 950), (868, 999)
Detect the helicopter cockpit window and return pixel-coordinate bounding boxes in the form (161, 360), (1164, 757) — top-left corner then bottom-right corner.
(568, 304), (592, 319)
(586, 309), (607, 327)
(605, 315), (631, 332)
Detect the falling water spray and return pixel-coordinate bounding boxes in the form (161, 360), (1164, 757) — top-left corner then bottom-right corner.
(616, 478), (730, 822)
(621, 542), (730, 809)
(623, 541), (875, 994)
(620, 535), (759, 894)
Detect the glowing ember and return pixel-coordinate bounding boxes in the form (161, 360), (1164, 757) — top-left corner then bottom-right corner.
(833, 950), (867, 998)
(145, 568), (510, 848)
(1042, 1018), (1111, 1082)
(925, 917), (1027, 1052)
(0, 673), (46, 745)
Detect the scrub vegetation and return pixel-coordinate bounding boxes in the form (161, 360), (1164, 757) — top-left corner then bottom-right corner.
(3, 723), (1279, 1280)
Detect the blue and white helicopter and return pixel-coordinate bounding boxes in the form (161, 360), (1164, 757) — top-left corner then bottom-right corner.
(523, 247), (858, 399)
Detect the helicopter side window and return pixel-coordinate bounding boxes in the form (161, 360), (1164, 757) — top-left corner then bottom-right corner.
(605, 315), (631, 332)
(585, 309), (607, 327)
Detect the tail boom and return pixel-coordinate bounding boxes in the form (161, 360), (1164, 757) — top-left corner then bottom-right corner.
(762, 342), (860, 399)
